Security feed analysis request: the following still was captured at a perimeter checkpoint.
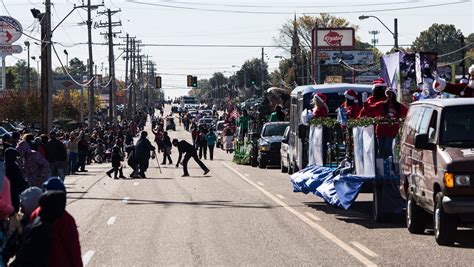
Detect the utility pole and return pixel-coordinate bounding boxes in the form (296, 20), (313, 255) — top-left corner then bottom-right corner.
(131, 39), (137, 115)
(98, 8), (121, 122)
(40, 0), (53, 133)
(369, 30), (379, 50)
(81, 0), (103, 129)
(261, 47), (264, 97)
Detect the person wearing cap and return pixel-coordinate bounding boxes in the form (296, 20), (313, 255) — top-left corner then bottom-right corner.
(311, 93), (329, 118)
(368, 88), (408, 158)
(2, 186), (43, 265)
(433, 64), (474, 97)
(340, 89), (361, 119)
(23, 178), (83, 267)
(358, 78), (388, 118)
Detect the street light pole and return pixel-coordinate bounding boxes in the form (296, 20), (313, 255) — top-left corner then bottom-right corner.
(24, 41), (30, 90)
(63, 49), (68, 68)
(359, 15), (399, 49)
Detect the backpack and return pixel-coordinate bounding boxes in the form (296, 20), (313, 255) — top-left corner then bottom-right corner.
(12, 216), (53, 267)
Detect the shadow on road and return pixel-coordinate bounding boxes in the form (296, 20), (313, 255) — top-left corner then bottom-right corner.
(68, 196), (278, 209)
(305, 201), (405, 229)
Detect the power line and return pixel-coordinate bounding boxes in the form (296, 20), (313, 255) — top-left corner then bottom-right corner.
(126, 0), (469, 15)
(437, 43), (473, 58)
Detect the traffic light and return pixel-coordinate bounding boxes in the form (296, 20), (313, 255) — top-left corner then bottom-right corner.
(187, 75), (193, 87)
(250, 73), (256, 85)
(192, 76), (198, 87)
(155, 76), (162, 89)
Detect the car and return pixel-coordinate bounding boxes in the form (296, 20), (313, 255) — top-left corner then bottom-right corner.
(198, 118), (214, 129)
(201, 109), (213, 117)
(399, 98), (474, 246)
(280, 126), (291, 173)
(165, 117), (176, 131)
(257, 121), (290, 169)
(215, 120), (226, 148)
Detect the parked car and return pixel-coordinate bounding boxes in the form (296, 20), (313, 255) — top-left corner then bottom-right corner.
(280, 126), (291, 173)
(215, 120), (226, 149)
(399, 98), (474, 246)
(165, 117), (176, 131)
(257, 121), (289, 168)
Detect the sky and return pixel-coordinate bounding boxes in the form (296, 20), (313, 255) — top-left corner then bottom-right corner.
(2, 0), (473, 99)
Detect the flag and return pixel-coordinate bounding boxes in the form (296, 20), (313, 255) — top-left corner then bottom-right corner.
(230, 109), (239, 120)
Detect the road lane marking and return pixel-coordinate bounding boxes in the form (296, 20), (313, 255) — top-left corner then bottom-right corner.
(276, 194), (285, 199)
(107, 216), (117, 225)
(351, 242), (378, 258)
(257, 182), (264, 186)
(133, 182), (139, 186)
(222, 162), (376, 267)
(122, 197), (130, 203)
(82, 250), (95, 266)
(304, 212), (321, 221)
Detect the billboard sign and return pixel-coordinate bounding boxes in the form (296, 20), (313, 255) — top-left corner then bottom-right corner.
(0, 16), (22, 45)
(318, 50), (374, 65)
(53, 75), (82, 90)
(316, 28), (355, 50)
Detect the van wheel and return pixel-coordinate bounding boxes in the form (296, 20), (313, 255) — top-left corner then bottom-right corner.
(434, 192), (457, 246)
(373, 183), (389, 222)
(406, 193), (427, 234)
(281, 161), (288, 173)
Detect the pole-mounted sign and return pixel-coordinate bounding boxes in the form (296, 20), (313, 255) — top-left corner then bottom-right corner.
(0, 16), (23, 45)
(0, 16), (23, 90)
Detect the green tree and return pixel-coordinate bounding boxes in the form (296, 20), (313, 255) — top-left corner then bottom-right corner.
(412, 24), (465, 72)
(234, 58), (269, 98)
(67, 57), (87, 76)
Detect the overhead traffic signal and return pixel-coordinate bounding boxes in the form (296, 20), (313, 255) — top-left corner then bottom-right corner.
(155, 76), (162, 89)
(191, 76), (198, 87)
(187, 75), (193, 87)
(250, 73), (256, 85)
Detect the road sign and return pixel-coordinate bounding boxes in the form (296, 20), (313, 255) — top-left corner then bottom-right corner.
(0, 16), (23, 45)
(0, 44), (22, 55)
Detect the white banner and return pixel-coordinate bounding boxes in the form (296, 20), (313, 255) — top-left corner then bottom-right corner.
(353, 125), (375, 177)
(309, 125), (324, 167)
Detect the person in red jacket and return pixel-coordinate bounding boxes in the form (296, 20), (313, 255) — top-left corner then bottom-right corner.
(369, 89), (408, 158)
(341, 89), (361, 119)
(311, 93), (328, 118)
(433, 64), (474, 97)
(358, 78), (388, 118)
(29, 178), (83, 267)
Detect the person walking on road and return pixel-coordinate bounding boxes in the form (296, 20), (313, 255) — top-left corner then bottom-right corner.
(106, 146), (125, 179)
(161, 131), (173, 165)
(172, 139), (210, 177)
(134, 131), (156, 178)
(205, 130), (217, 161)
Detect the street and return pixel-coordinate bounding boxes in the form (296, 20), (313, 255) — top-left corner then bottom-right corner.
(64, 111), (474, 267)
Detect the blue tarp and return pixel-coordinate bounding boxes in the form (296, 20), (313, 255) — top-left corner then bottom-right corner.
(290, 165), (374, 209)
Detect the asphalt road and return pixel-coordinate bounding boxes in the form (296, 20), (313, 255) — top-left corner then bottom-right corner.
(65, 109), (474, 267)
